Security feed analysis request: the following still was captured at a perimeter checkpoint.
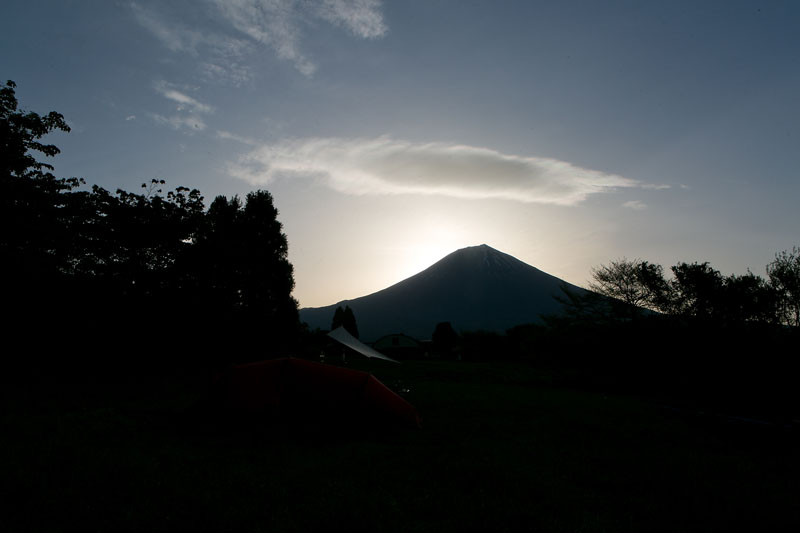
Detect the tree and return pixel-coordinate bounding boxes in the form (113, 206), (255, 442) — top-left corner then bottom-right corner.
(432, 321), (459, 357)
(669, 262), (724, 319)
(1, 80), (80, 279)
(767, 247), (800, 326)
(589, 257), (776, 324)
(331, 305), (359, 338)
(2, 80), (300, 364)
(190, 191), (299, 347)
(331, 306), (345, 331)
(589, 258), (669, 314)
(1, 80), (70, 180)
(548, 285), (618, 327)
(342, 306), (359, 338)
(721, 271), (776, 324)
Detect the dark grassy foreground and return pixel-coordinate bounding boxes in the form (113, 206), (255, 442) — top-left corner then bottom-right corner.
(2, 359), (799, 532)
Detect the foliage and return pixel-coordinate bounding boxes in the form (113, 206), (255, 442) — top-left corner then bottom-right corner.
(1, 79), (82, 282)
(431, 321), (459, 357)
(720, 270), (776, 324)
(331, 305), (359, 338)
(767, 247), (800, 326)
(547, 285), (618, 327)
(189, 191), (299, 348)
(589, 258), (668, 314)
(1, 79), (70, 179)
(2, 80), (299, 366)
(588, 256), (790, 326)
(668, 261), (725, 318)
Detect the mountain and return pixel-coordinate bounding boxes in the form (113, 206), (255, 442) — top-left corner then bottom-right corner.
(299, 244), (586, 341)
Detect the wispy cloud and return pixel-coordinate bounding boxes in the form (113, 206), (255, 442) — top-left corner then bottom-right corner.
(227, 136), (647, 206)
(151, 113), (207, 132)
(151, 81), (213, 133)
(154, 81), (214, 114)
(132, 2), (254, 85)
(133, 0), (387, 78)
(216, 130), (258, 146)
(623, 200), (647, 210)
(316, 0), (388, 39)
(131, 3), (204, 54)
(211, 0), (317, 76)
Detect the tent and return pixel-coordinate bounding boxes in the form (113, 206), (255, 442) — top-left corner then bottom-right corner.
(327, 326), (399, 363)
(213, 357), (421, 429)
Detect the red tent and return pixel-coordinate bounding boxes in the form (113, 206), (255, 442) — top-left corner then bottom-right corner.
(214, 358), (421, 429)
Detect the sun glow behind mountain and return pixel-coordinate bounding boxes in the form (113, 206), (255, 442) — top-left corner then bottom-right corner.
(397, 223), (473, 282)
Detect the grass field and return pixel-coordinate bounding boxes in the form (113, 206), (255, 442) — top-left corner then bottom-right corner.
(3, 359), (799, 532)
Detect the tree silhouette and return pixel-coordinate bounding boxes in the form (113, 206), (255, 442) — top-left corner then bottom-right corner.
(589, 258), (669, 315)
(1, 80), (78, 278)
(669, 262), (724, 319)
(188, 191), (299, 351)
(721, 271), (776, 324)
(432, 321), (459, 357)
(2, 80), (300, 368)
(589, 256), (781, 325)
(1, 80), (70, 179)
(331, 305), (359, 338)
(1, 79), (84, 336)
(767, 247), (800, 326)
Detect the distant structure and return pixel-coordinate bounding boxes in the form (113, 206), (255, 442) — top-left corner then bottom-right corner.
(327, 326), (398, 363)
(373, 333), (423, 360)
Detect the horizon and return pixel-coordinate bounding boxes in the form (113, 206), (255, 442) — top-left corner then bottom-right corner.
(3, 1), (799, 307)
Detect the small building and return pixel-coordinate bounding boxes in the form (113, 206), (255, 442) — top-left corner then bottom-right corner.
(372, 333), (424, 360)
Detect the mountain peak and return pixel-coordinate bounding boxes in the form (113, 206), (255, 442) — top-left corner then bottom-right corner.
(455, 243), (496, 253)
(300, 245), (584, 340)
(427, 244), (536, 278)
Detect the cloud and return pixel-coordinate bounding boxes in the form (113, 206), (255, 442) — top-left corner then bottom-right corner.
(623, 200), (647, 210)
(151, 113), (207, 132)
(200, 58), (252, 87)
(131, 3), (204, 54)
(151, 81), (213, 133)
(316, 0), (388, 39)
(154, 81), (214, 114)
(227, 137), (646, 206)
(133, 1), (387, 78)
(211, 0), (317, 76)
(216, 130), (258, 146)
(125, 115), (136, 121)
(132, 2), (255, 85)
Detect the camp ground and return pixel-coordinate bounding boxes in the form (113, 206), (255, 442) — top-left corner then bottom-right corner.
(211, 357), (420, 430)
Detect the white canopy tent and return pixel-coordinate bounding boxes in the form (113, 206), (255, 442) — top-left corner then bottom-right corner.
(327, 326), (399, 363)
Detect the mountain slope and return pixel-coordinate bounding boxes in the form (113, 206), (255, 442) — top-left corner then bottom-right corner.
(299, 244), (585, 341)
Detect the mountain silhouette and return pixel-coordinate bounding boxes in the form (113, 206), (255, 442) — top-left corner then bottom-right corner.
(299, 244), (586, 341)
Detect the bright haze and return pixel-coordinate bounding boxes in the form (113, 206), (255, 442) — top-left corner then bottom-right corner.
(3, 1), (799, 307)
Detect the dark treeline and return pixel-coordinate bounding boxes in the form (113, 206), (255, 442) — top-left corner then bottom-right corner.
(587, 256), (800, 326)
(2, 81), (299, 374)
(460, 256), (800, 422)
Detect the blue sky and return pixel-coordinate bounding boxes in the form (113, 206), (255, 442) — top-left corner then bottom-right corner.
(3, 0), (799, 307)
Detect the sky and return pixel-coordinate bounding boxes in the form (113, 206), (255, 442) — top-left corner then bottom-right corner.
(3, 0), (799, 308)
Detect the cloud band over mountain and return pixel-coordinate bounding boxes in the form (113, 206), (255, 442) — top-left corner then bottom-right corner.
(228, 136), (644, 205)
